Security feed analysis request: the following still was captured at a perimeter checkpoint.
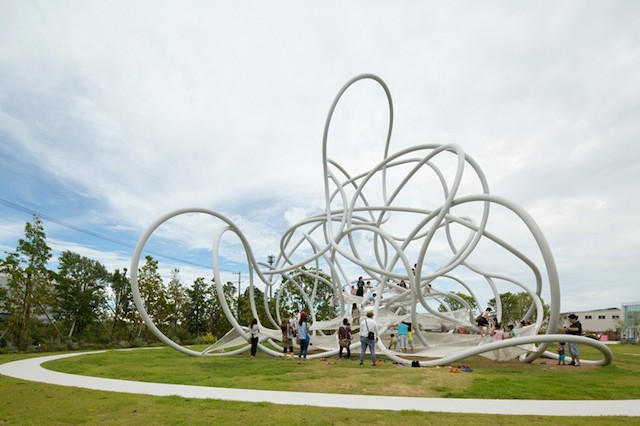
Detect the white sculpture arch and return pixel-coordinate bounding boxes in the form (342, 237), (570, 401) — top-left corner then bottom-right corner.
(130, 74), (612, 366)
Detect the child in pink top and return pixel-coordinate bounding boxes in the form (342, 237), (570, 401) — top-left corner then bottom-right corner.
(491, 325), (504, 342)
(491, 324), (504, 361)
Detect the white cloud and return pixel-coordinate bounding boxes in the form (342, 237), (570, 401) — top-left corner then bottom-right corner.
(1, 2), (639, 312)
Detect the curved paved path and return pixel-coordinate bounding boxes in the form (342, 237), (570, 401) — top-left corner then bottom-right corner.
(1, 351), (638, 417)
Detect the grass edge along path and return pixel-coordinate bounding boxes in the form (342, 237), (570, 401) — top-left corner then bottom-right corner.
(43, 343), (640, 400)
(4, 351), (639, 417)
(0, 346), (637, 425)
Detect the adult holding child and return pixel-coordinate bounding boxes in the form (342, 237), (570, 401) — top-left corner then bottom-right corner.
(288, 312), (297, 340)
(391, 320), (409, 353)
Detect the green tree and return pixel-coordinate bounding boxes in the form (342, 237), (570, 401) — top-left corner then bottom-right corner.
(54, 251), (109, 338)
(165, 268), (187, 338)
(207, 280), (235, 338)
(238, 286), (278, 327)
(0, 215), (53, 349)
(184, 277), (210, 336)
(137, 256), (168, 335)
(107, 268), (136, 340)
(488, 291), (549, 326)
(279, 267), (334, 321)
(437, 291), (478, 313)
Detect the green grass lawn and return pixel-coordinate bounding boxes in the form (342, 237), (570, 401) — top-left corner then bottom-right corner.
(1, 344), (639, 425)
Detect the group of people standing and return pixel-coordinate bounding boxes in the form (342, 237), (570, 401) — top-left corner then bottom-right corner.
(250, 311), (312, 363)
(249, 307), (585, 369)
(247, 274), (399, 364)
(250, 307), (382, 366)
(277, 311), (311, 363)
(389, 320), (414, 353)
(281, 308), (381, 366)
(476, 308), (583, 367)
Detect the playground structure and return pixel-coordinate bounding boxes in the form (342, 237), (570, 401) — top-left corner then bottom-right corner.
(130, 74), (612, 366)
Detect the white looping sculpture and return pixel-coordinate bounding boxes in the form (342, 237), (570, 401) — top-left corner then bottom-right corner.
(130, 74), (612, 366)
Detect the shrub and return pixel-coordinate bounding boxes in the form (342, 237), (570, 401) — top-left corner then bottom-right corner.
(0, 342), (17, 354)
(194, 332), (217, 345)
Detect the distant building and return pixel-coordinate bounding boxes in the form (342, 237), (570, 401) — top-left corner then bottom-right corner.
(560, 307), (622, 335)
(622, 302), (640, 342)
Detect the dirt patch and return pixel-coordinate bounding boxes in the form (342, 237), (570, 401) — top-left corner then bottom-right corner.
(306, 363), (475, 397)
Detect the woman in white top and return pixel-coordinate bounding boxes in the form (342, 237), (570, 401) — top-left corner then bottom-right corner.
(249, 317), (260, 357)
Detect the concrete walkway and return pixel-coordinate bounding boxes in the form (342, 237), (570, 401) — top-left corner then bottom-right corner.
(1, 351), (638, 417)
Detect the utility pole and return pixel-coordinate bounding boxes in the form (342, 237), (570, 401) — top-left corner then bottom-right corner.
(267, 255), (275, 298)
(233, 271), (242, 319)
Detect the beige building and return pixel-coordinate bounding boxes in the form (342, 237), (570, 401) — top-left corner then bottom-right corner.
(560, 308), (621, 335)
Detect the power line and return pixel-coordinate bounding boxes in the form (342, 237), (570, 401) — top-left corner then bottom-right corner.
(0, 197), (212, 270)
(0, 198), (132, 248)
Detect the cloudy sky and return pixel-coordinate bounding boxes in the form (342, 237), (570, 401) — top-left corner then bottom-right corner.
(1, 1), (638, 313)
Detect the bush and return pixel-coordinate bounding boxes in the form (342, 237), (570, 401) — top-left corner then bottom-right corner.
(40, 338), (64, 352)
(0, 342), (17, 354)
(63, 338), (80, 351)
(194, 332), (217, 345)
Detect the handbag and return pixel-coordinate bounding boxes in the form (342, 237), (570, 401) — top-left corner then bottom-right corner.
(365, 320), (375, 340)
(340, 338), (349, 348)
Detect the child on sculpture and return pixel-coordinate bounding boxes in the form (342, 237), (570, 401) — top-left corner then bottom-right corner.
(506, 324), (516, 338)
(388, 333), (398, 350)
(356, 277), (365, 297)
(476, 307), (492, 336)
(491, 323), (504, 361)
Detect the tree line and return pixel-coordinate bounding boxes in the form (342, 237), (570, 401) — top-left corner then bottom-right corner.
(3, 215), (556, 353)
(0, 215), (329, 353)
(438, 290), (551, 330)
